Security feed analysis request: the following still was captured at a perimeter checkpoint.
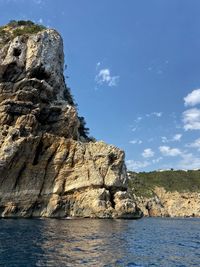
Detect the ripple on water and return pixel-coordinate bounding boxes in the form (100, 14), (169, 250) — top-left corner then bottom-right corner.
(0, 218), (199, 266)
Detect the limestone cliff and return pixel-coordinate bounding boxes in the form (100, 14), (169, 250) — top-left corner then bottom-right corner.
(0, 21), (141, 218)
(128, 171), (200, 217)
(133, 187), (200, 217)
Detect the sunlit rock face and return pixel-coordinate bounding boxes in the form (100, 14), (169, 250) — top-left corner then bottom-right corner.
(134, 187), (200, 217)
(0, 22), (142, 218)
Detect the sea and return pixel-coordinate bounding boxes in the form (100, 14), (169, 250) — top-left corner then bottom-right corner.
(0, 217), (199, 266)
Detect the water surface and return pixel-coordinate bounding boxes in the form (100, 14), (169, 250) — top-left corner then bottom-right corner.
(0, 217), (199, 266)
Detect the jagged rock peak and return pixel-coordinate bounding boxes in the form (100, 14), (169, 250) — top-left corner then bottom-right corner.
(0, 20), (79, 140)
(0, 21), (142, 219)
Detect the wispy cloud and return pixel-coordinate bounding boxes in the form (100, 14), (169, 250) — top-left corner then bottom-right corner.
(159, 146), (181, 157)
(135, 116), (142, 123)
(142, 148), (154, 158)
(186, 138), (200, 151)
(134, 112), (162, 123)
(96, 62), (101, 70)
(151, 112), (162, 117)
(161, 134), (182, 143)
(182, 108), (200, 130)
(177, 153), (200, 170)
(161, 136), (168, 143)
(126, 156), (163, 171)
(129, 139), (142, 145)
(152, 157), (163, 164)
(131, 127), (137, 132)
(126, 160), (150, 171)
(184, 89), (200, 106)
(172, 134), (182, 141)
(95, 68), (119, 87)
(145, 112), (162, 118)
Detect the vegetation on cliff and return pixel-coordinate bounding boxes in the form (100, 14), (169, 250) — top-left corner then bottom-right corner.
(128, 170), (200, 197)
(0, 20), (45, 48)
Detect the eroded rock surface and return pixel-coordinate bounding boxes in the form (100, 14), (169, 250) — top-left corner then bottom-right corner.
(133, 187), (200, 217)
(0, 23), (141, 218)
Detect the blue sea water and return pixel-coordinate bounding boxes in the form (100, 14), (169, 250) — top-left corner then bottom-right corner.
(0, 217), (199, 267)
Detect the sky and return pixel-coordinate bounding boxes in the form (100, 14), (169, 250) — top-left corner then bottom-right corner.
(0, 0), (200, 172)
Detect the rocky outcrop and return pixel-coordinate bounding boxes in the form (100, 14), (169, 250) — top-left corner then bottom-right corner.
(0, 22), (141, 218)
(133, 187), (200, 217)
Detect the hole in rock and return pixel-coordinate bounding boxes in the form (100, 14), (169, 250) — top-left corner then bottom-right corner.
(108, 153), (117, 165)
(109, 190), (116, 209)
(13, 48), (21, 57)
(30, 66), (49, 81)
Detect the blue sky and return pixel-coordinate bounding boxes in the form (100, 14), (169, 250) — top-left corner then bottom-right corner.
(1, 0), (200, 172)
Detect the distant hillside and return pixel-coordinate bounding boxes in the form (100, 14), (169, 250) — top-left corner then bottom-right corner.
(128, 170), (200, 217)
(128, 170), (200, 197)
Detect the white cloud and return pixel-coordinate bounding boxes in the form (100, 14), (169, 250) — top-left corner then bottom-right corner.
(152, 157), (163, 164)
(161, 134), (182, 143)
(146, 112), (162, 118)
(126, 156), (163, 171)
(96, 62), (101, 70)
(95, 68), (119, 87)
(177, 153), (200, 170)
(126, 160), (150, 171)
(131, 127), (137, 132)
(135, 116), (142, 123)
(129, 139), (142, 145)
(184, 89), (200, 107)
(172, 134), (182, 141)
(161, 136), (168, 143)
(183, 108), (200, 130)
(152, 112), (162, 117)
(159, 146), (181, 157)
(142, 148), (155, 158)
(186, 138), (200, 151)
(133, 112), (162, 125)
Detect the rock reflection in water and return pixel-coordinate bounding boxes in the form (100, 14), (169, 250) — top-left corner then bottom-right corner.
(0, 218), (200, 266)
(36, 219), (129, 266)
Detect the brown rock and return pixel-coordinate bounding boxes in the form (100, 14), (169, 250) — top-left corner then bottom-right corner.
(134, 186), (200, 217)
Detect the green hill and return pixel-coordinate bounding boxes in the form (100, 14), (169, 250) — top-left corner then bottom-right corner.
(128, 170), (200, 198)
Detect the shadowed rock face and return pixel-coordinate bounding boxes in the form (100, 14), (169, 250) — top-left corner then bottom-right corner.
(0, 23), (142, 218)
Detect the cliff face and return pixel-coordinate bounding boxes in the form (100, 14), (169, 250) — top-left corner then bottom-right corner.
(128, 171), (200, 217)
(134, 187), (200, 217)
(0, 22), (141, 218)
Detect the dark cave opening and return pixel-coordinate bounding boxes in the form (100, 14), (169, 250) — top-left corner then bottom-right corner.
(13, 48), (22, 57)
(29, 65), (50, 81)
(32, 140), (43, 165)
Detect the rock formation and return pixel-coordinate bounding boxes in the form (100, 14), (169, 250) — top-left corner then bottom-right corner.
(0, 21), (141, 218)
(133, 187), (200, 217)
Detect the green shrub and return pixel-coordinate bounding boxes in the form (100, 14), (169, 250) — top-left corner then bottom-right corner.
(8, 20), (35, 28)
(0, 20), (46, 48)
(128, 170), (200, 197)
(17, 20), (34, 26)
(12, 24), (45, 38)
